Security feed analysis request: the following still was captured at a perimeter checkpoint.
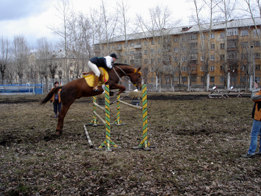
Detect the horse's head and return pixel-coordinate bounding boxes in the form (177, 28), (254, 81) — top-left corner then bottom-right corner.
(129, 67), (142, 90)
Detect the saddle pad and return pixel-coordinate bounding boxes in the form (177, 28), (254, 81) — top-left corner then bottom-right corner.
(83, 67), (109, 87)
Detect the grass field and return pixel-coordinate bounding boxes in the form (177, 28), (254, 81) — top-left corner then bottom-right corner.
(0, 94), (260, 195)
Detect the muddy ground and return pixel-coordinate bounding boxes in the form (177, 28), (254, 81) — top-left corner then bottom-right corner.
(0, 93), (260, 195)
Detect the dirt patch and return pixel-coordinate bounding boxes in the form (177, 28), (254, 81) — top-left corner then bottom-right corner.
(0, 96), (260, 195)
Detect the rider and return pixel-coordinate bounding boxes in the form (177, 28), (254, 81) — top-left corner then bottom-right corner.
(88, 53), (118, 91)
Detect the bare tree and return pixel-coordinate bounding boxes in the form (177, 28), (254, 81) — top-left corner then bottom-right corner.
(36, 37), (52, 91)
(136, 5), (175, 91)
(0, 37), (10, 84)
(51, 0), (71, 81)
(13, 36), (29, 84)
(89, 9), (104, 56)
(67, 13), (92, 77)
(117, 0), (131, 64)
(193, 0), (221, 90)
(242, 0), (261, 40)
(218, 0), (237, 89)
(100, 0), (118, 53)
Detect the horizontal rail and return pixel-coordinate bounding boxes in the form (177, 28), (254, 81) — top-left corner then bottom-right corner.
(83, 125), (94, 147)
(93, 102), (106, 112)
(118, 99), (142, 110)
(93, 111), (106, 125)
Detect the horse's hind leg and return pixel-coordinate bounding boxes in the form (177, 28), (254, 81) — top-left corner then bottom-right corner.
(56, 101), (73, 135)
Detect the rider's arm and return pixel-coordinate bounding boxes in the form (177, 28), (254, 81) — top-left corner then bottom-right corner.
(104, 56), (113, 69)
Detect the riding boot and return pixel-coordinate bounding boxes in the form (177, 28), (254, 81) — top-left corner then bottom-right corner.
(93, 76), (99, 91)
(99, 74), (104, 83)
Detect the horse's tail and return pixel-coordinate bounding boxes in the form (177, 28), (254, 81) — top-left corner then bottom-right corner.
(41, 86), (62, 104)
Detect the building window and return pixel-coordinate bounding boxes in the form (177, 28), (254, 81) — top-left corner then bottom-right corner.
(228, 52), (237, 60)
(210, 55), (215, 61)
(255, 53), (261, 59)
(190, 42), (197, 48)
(151, 59), (154, 64)
(201, 56), (205, 61)
(253, 29), (261, 37)
(220, 43), (225, 49)
(227, 28), (238, 36)
(210, 76), (215, 83)
(151, 39), (155, 45)
(182, 76), (187, 82)
(144, 50), (148, 55)
(190, 54), (197, 60)
(253, 41), (261, 47)
(200, 66), (204, 71)
(241, 42), (248, 48)
(200, 34), (205, 40)
(190, 34), (197, 40)
(173, 37), (179, 42)
(173, 56), (178, 61)
(240, 29), (249, 36)
(220, 76), (224, 82)
(220, 65), (223, 71)
(241, 53), (248, 60)
(181, 66), (187, 72)
(211, 43), (215, 49)
(220, 32), (225, 39)
(174, 48), (179, 53)
(227, 40), (237, 48)
(240, 76), (246, 83)
(210, 33), (215, 39)
(210, 66), (215, 72)
(191, 76), (197, 82)
(220, 54), (225, 61)
(182, 56), (187, 61)
(144, 59), (148, 64)
(256, 64), (260, 71)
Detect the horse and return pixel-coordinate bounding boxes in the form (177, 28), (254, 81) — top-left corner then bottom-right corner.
(41, 63), (142, 135)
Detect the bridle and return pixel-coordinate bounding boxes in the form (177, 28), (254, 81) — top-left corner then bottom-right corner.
(112, 65), (141, 87)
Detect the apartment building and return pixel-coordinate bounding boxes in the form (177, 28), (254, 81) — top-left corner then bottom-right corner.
(94, 18), (261, 90)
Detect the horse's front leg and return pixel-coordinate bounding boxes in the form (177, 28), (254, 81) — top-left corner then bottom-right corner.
(110, 84), (126, 95)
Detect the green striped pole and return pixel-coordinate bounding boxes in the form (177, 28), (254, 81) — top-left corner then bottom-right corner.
(98, 85), (118, 151)
(92, 96), (97, 125)
(105, 85), (111, 151)
(138, 84), (150, 150)
(115, 94), (122, 125)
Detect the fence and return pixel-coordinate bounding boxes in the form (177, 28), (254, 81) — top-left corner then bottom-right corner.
(1, 72), (260, 94)
(0, 83), (43, 95)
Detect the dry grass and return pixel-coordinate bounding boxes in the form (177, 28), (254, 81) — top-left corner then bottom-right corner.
(0, 95), (260, 195)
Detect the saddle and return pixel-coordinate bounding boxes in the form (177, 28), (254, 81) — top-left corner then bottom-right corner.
(83, 67), (109, 87)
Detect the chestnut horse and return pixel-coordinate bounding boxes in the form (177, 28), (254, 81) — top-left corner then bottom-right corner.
(41, 64), (142, 135)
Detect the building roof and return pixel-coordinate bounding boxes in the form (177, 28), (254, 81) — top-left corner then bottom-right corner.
(99, 18), (261, 44)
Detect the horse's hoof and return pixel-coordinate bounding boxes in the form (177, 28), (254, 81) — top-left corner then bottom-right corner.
(56, 130), (63, 136)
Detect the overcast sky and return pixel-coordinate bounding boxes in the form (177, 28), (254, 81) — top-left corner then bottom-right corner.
(0, 0), (197, 47)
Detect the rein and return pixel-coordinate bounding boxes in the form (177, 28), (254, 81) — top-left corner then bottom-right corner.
(112, 67), (123, 82)
(112, 65), (129, 82)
